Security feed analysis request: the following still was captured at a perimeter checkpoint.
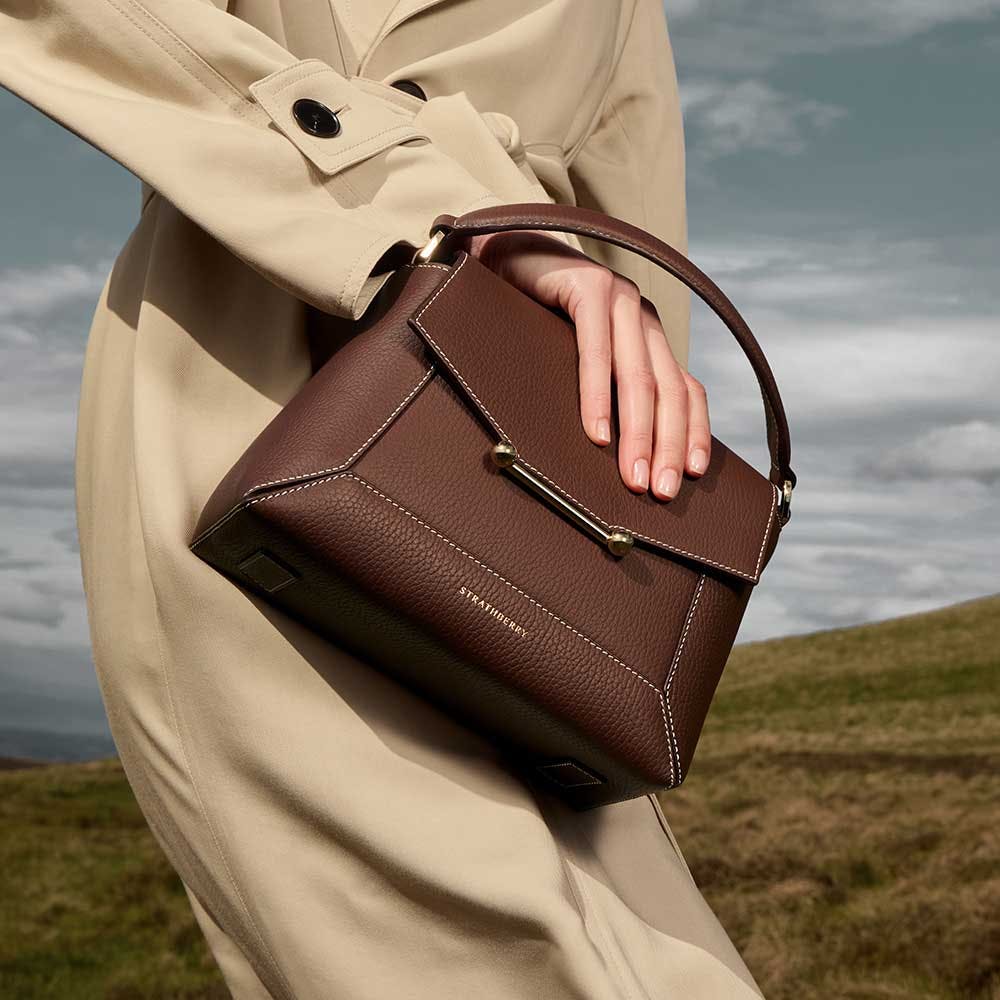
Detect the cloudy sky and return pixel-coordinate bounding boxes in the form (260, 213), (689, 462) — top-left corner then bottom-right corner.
(1, 1), (998, 757)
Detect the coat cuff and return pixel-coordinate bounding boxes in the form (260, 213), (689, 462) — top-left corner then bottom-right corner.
(249, 60), (428, 175)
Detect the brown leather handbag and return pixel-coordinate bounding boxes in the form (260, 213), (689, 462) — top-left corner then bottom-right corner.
(190, 203), (796, 809)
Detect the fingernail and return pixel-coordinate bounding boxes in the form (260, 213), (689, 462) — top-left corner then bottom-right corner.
(656, 469), (680, 498)
(596, 418), (611, 444)
(632, 458), (649, 489)
(689, 448), (708, 475)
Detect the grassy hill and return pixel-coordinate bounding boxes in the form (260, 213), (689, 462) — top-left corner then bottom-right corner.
(2, 595), (998, 999)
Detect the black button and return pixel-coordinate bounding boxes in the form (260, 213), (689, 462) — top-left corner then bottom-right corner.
(292, 98), (341, 137)
(391, 79), (427, 101)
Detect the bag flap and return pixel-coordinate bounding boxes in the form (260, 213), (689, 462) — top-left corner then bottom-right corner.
(409, 254), (781, 584)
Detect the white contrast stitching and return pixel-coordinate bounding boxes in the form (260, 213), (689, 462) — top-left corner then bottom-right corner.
(451, 215), (786, 470)
(241, 262), (452, 496)
(411, 249), (778, 582)
(410, 254), (513, 442)
(656, 691), (676, 787)
(754, 485), (780, 578)
(520, 454), (770, 583)
(663, 574), (705, 785)
(516, 456), (611, 528)
(242, 367), (434, 497)
(626, 482), (779, 583)
(247, 471), (675, 764)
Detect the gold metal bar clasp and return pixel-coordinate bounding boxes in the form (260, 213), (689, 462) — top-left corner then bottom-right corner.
(490, 442), (634, 557)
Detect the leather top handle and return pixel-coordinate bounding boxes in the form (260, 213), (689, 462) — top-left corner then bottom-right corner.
(426, 203), (796, 506)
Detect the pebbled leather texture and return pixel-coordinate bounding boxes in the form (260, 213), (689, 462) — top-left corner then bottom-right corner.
(410, 252), (780, 583)
(190, 205), (793, 809)
(431, 202), (795, 494)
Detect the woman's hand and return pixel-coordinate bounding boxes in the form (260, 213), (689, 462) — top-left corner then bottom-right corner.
(468, 230), (711, 500)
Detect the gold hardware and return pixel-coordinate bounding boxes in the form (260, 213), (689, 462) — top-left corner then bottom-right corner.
(778, 479), (793, 522)
(491, 441), (518, 467)
(606, 530), (634, 557)
(412, 229), (447, 264)
(489, 441), (634, 557)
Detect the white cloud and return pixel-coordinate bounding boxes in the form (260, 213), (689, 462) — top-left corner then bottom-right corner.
(871, 420), (1000, 482)
(0, 257), (109, 657)
(685, 232), (1000, 457)
(726, 317), (999, 431)
(826, 0), (1000, 38)
(741, 475), (1000, 640)
(664, 0), (703, 19)
(0, 502), (89, 648)
(681, 78), (847, 159)
(897, 561), (947, 594)
(0, 261), (108, 323)
(666, 0), (1000, 71)
(677, 228), (1000, 642)
(0, 590), (65, 630)
(0, 258), (112, 473)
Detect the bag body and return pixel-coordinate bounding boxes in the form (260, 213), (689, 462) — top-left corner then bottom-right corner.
(190, 204), (795, 808)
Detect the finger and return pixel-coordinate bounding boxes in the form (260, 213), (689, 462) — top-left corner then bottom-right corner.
(642, 302), (689, 501)
(568, 268), (615, 446)
(610, 275), (655, 492)
(683, 371), (712, 477)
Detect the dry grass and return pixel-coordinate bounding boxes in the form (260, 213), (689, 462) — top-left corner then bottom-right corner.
(661, 592), (1000, 1000)
(1, 594), (997, 998)
(0, 758), (226, 999)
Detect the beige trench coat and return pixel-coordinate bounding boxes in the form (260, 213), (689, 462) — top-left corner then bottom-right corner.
(1, 1), (765, 996)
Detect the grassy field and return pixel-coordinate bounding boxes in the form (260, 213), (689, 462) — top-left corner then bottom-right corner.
(662, 592), (1000, 1000)
(1, 595), (997, 999)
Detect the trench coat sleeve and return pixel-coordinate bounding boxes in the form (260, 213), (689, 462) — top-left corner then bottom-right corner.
(0, 0), (512, 320)
(566, 0), (691, 370)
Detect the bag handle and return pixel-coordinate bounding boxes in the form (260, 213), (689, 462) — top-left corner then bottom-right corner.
(424, 203), (796, 516)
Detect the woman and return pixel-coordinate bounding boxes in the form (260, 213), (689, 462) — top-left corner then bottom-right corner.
(0, 1), (763, 996)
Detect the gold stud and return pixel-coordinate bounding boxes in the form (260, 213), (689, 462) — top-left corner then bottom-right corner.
(606, 530), (634, 557)
(491, 441), (518, 467)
